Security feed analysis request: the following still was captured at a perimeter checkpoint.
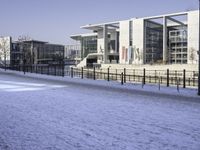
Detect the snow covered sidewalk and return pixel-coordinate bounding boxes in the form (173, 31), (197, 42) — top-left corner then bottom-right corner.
(0, 69), (200, 150)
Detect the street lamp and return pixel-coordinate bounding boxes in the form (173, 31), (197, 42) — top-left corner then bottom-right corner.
(198, 0), (200, 95)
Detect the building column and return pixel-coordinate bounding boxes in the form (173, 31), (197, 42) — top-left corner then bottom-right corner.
(103, 25), (108, 63)
(163, 16), (168, 63)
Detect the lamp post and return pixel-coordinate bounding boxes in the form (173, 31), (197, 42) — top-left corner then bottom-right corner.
(198, 0), (200, 95)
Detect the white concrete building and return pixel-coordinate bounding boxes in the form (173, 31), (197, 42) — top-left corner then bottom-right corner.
(71, 10), (199, 68)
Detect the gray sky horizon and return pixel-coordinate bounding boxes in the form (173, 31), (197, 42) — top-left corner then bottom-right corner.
(0, 0), (198, 45)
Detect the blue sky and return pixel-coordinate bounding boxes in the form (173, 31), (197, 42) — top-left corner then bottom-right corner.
(0, 0), (198, 44)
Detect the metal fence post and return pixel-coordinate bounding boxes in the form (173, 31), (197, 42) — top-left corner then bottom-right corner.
(23, 65), (25, 75)
(107, 68), (110, 81)
(142, 77), (145, 88)
(143, 68), (146, 85)
(31, 65), (32, 73)
(54, 65), (56, 76)
(62, 63), (65, 77)
(41, 66), (43, 74)
(177, 78), (180, 93)
(47, 65), (50, 75)
(167, 69), (169, 87)
(71, 67), (73, 78)
(155, 70), (157, 83)
(121, 72), (124, 85)
(124, 68), (126, 83)
(183, 69), (186, 88)
(93, 67), (96, 80)
(158, 74), (161, 91)
(81, 67), (83, 79)
(116, 69), (117, 80)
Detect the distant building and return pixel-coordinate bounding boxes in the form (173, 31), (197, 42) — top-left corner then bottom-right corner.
(1, 37), (65, 67)
(65, 44), (81, 59)
(64, 44), (81, 66)
(11, 40), (64, 67)
(71, 10), (200, 67)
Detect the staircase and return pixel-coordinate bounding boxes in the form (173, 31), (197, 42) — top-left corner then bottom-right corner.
(77, 57), (87, 68)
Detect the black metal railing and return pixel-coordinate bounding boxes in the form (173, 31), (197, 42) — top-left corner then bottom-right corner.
(66, 67), (198, 88)
(1, 65), (198, 89)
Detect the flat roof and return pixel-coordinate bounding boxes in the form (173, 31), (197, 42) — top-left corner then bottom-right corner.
(80, 10), (197, 31)
(81, 21), (120, 30)
(70, 33), (97, 40)
(23, 40), (48, 44)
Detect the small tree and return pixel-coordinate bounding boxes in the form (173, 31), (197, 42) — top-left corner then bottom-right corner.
(0, 37), (10, 70)
(189, 47), (197, 64)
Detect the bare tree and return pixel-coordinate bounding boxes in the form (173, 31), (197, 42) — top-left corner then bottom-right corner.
(18, 35), (32, 42)
(0, 37), (10, 69)
(189, 47), (197, 64)
(17, 35), (34, 65)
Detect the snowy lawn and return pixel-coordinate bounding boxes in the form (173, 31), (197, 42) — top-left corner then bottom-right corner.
(0, 70), (200, 150)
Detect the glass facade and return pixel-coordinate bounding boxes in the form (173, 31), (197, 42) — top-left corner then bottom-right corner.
(168, 26), (187, 64)
(11, 41), (64, 66)
(81, 36), (97, 59)
(37, 44), (64, 64)
(145, 21), (163, 64)
(11, 42), (32, 66)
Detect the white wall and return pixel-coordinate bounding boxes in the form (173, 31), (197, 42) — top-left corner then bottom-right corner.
(132, 18), (144, 65)
(97, 30), (104, 64)
(97, 30), (104, 54)
(119, 20), (130, 64)
(188, 10), (199, 64)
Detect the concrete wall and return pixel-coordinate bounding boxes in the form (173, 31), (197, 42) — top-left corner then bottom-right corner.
(97, 30), (104, 54)
(188, 10), (199, 64)
(119, 20), (130, 64)
(101, 64), (198, 71)
(132, 18), (144, 65)
(97, 30), (104, 64)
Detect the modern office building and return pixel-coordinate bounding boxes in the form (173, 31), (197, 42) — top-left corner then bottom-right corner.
(0, 37), (64, 67)
(64, 44), (81, 65)
(65, 44), (81, 59)
(71, 10), (199, 67)
(11, 40), (64, 66)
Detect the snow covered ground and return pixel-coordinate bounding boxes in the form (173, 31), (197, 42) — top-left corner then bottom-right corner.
(0, 69), (200, 150)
